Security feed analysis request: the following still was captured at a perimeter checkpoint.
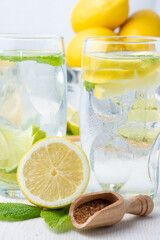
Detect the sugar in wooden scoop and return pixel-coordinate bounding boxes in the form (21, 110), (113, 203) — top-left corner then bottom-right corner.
(73, 199), (109, 224)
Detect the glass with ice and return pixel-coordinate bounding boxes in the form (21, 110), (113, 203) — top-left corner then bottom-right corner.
(80, 36), (160, 199)
(0, 34), (67, 198)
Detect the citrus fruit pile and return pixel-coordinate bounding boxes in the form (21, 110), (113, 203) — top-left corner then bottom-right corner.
(66, 0), (160, 68)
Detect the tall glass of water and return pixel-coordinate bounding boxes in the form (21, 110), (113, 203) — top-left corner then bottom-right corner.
(0, 34), (67, 198)
(80, 36), (160, 199)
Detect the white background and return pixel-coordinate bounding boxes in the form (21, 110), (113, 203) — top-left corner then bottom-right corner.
(0, 0), (159, 46)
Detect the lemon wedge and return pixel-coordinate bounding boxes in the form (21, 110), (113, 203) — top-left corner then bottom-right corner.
(17, 137), (90, 208)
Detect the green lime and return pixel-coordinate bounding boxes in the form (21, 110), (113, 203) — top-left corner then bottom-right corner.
(0, 170), (17, 183)
(0, 131), (9, 169)
(68, 111), (79, 135)
(0, 124), (33, 173)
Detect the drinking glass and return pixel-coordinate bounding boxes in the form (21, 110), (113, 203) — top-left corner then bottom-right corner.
(80, 36), (160, 199)
(0, 34), (67, 198)
(67, 67), (80, 113)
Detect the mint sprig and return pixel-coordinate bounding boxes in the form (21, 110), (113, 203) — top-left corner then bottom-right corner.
(0, 53), (65, 67)
(83, 81), (96, 92)
(0, 202), (70, 229)
(41, 206), (70, 229)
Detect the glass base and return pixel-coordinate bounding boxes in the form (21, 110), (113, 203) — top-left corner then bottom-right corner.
(100, 183), (156, 200)
(119, 191), (155, 200)
(0, 188), (24, 199)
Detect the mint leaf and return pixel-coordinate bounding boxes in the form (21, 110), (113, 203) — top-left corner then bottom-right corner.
(32, 125), (46, 145)
(142, 57), (159, 65)
(41, 206), (70, 229)
(0, 53), (65, 67)
(83, 81), (96, 92)
(0, 203), (41, 221)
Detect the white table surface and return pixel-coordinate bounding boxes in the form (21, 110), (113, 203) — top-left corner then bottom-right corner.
(0, 176), (160, 240)
(0, 141), (160, 240)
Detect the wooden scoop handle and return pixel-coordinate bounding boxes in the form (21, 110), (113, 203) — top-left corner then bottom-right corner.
(125, 195), (154, 216)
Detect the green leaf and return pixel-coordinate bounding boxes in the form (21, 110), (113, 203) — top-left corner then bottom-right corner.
(142, 57), (159, 65)
(83, 81), (96, 92)
(40, 206), (70, 229)
(0, 203), (41, 221)
(0, 53), (65, 67)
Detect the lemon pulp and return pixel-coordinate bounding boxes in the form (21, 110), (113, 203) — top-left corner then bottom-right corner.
(17, 137), (90, 208)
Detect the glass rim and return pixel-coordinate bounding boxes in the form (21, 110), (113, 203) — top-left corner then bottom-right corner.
(0, 33), (64, 40)
(84, 36), (160, 45)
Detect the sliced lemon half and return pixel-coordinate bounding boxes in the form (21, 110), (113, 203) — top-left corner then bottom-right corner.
(17, 137), (90, 208)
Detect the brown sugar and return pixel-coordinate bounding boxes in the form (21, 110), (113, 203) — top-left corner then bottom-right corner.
(74, 199), (109, 224)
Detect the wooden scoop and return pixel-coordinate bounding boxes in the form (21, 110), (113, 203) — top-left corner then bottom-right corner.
(69, 191), (154, 229)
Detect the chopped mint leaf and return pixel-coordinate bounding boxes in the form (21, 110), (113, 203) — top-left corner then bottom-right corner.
(116, 54), (159, 62)
(41, 206), (70, 229)
(0, 53), (65, 67)
(83, 81), (96, 92)
(0, 203), (41, 221)
(142, 57), (159, 65)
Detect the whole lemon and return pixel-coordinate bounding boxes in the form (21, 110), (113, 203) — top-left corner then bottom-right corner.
(71, 0), (129, 33)
(66, 27), (116, 68)
(119, 9), (160, 37)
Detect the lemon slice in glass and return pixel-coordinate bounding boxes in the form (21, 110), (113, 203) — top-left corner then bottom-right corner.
(82, 53), (160, 99)
(82, 53), (160, 84)
(17, 137), (90, 208)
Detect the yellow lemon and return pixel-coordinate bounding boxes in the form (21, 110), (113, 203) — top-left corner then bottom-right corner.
(119, 9), (160, 37)
(71, 0), (129, 33)
(17, 137), (90, 208)
(66, 27), (115, 67)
